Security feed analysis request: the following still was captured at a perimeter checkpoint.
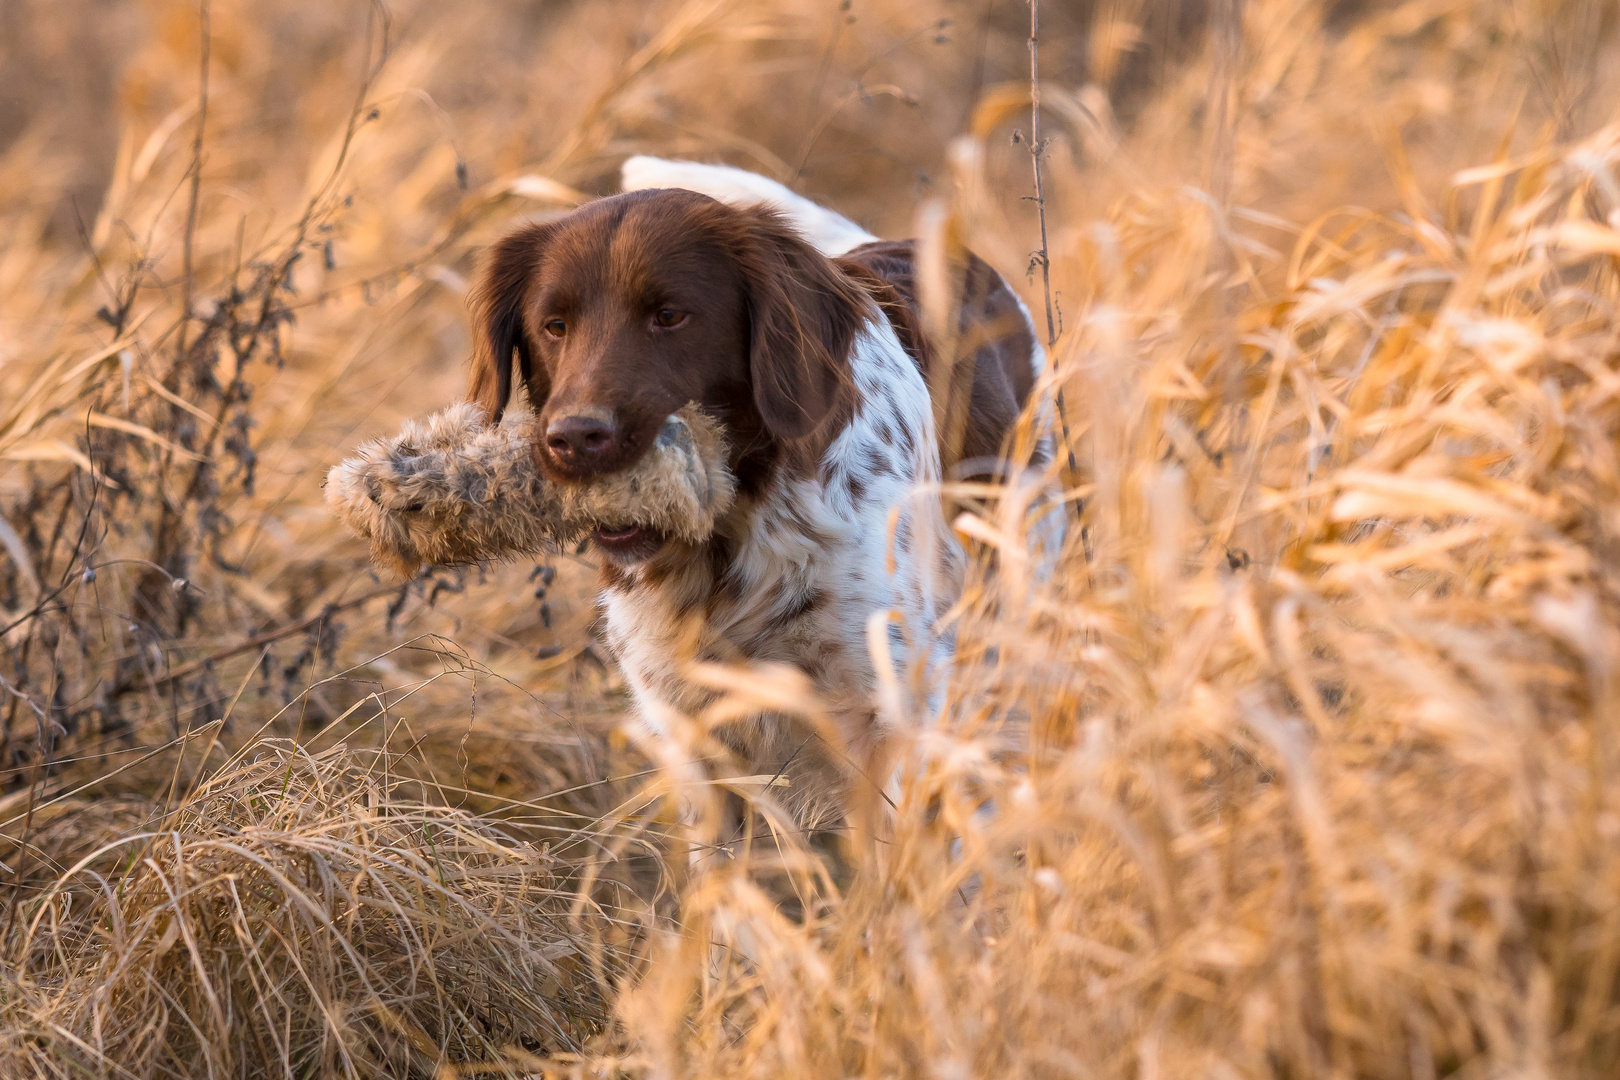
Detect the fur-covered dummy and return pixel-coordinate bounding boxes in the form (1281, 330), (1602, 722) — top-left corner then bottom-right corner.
(325, 402), (734, 578)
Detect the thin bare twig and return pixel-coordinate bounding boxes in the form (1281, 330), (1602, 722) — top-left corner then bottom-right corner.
(1027, 0), (1078, 482)
(177, 0), (211, 359)
(797, 0), (851, 177)
(145, 583), (401, 692)
(1210, 0), (1245, 417)
(1028, 0), (1056, 347)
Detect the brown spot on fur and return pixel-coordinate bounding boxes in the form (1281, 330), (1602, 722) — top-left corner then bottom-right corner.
(894, 420), (915, 457)
(780, 588), (824, 624)
(704, 535), (745, 615)
(600, 560), (632, 592)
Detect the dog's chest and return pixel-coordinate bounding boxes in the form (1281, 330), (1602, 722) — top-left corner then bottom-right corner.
(601, 489), (873, 720)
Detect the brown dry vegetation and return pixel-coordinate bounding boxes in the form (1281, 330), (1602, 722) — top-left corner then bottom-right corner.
(2, 0), (1620, 1076)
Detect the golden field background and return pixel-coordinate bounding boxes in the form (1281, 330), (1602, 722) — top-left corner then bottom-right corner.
(2, 0), (1620, 1076)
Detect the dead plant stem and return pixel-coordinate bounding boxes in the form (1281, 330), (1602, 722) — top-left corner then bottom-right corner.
(177, 0), (210, 361)
(1028, 0), (1078, 482)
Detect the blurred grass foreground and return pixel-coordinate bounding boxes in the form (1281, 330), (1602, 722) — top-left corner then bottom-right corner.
(3, 0), (1620, 1076)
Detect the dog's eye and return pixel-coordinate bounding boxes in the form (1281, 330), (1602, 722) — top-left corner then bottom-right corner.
(652, 308), (687, 329)
(543, 318), (566, 338)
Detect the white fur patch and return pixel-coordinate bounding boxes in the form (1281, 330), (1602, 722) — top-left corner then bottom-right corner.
(620, 155), (879, 257)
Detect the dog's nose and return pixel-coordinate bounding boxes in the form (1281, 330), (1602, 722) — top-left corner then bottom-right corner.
(545, 412), (618, 465)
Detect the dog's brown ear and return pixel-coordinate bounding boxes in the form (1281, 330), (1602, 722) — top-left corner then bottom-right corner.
(467, 222), (554, 422)
(736, 209), (871, 442)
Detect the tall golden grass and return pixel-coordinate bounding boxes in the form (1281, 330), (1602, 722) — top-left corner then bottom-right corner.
(2, 0), (1620, 1075)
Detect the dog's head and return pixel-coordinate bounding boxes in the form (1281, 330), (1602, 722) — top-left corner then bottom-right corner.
(465, 190), (874, 541)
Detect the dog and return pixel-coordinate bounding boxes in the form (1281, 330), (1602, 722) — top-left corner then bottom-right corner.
(465, 157), (1051, 847)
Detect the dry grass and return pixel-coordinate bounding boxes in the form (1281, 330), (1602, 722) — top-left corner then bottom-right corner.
(2, 0), (1620, 1076)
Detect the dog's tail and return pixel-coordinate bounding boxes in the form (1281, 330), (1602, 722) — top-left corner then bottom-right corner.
(620, 155), (878, 257)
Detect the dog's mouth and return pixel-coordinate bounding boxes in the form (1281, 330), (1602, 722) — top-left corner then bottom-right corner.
(592, 524), (669, 563)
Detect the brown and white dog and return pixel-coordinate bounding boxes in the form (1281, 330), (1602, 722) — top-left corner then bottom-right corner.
(466, 157), (1053, 842)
